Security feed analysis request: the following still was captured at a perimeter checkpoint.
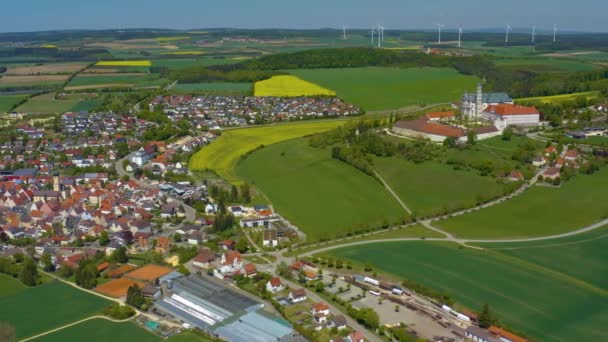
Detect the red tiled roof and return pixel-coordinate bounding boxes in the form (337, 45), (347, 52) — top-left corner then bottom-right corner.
(269, 277), (282, 287)
(485, 104), (539, 116)
(426, 111), (455, 119)
(244, 263), (257, 275)
(312, 302), (329, 312)
(489, 326), (528, 342)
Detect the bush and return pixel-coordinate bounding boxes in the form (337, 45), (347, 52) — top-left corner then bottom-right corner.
(103, 304), (135, 319)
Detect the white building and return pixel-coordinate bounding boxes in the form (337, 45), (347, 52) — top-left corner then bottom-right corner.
(483, 104), (540, 127)
(462, 83), (513, 120)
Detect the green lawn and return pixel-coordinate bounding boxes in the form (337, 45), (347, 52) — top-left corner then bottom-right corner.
(0, 280), (110, 339)
(437, 167), (608, 239)
(34, 319), (159, 342)
(475, 225), (608, 291)
(0, 274), (25, 298)
(494, 58), (599, 72)
(236, 138), (405, 241)
(322, 241), (608, 342)
(289, 67), (479, 111)
(0, 94), (28, 112)
(374, 157), (508, 217)
(189, 120), (347, 183)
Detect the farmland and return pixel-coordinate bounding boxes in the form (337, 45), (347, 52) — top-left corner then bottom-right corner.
(0, 280), (110, 339)
(321, 241), (608, 342)
(95, 60), (152, 67)
(5, 62), (88, 75)
(236, 138), (405, 241)
(373, 157), (508, 217)
(516, 91), (601, 104)
(15, 92), (99, 114)
(475, 225), (608, 290)
(494, 58), (599, 72)
(34, 319), (159, 342)
(0, 94), (29, 112)
(437, 167), (608, 239)
(0, 75), (69, 88)
(66, 74), (162, 89)
(0, 274), (25, 298)
(189, 120), (346, 183)
(172, 82), (251, 94)
(289, 67), (478, 111)
(254, 75), (336, 97)
(152, 58), (241, 69)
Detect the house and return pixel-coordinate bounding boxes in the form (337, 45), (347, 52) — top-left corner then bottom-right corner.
(155, 236), (171, 254)
(426, 111), (455, 121)
(311, 302), (330, 317)
(465, 326), (499, 342)
(263, 229), (278, 248)
(483, 104), (540, 127)
(217, 251), (242, 276)
(508, 170), (524, 182)
(544, 146), (557, 156)
(564, 149), (579, 161)
(229, 206), (243, 217)
(331, 315), (347, 330)
(266, 277), (285, 293)
(243, 263), (257, 278)
(219, 239), (235, 251)
(288, 288), (307, 303)
(542, 167), (560, 181)
(192, 248), (215, 269)
(347, 331), (366, 342)
(532, 156), (546, 167)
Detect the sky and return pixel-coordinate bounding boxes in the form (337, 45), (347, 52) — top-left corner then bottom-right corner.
(2, 0), (607, 33)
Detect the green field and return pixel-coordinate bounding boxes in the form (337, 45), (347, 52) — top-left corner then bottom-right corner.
(0, 94), (28, 112)
(34, 319), (159, 342)
(289, 67), (479, 111)
(495, 58), (599, 72)
(173, 82), (251, 94)
(0, 274), (25, 298)
(0, 280), (110, 339)
(374, 157), (508, 217)
(15, 92), (97, 114)
(476, 225), (608, 291)
(67, 74), (161, 88)
(322, 241), (608, 342)
(516, 91), (601, 104)
(189, 120), (347, 183)
(152, 58), (241, 69)
(437, 167), (608, 239)
(236, 138), (405, 241)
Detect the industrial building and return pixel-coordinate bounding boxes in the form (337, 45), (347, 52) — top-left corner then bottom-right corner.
(154, 275), (297, 342)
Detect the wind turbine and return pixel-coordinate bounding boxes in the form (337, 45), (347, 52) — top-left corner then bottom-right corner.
(370, 25), (375, 46)
(553, 24), (558, 43)
(342, 25), (347, 40)
(377, 25), (385, 48)
(436, 23), (445, 44)
(531, 25), (536, 44)
(505, 24), (512, 44)
(458, 25), (463, 48)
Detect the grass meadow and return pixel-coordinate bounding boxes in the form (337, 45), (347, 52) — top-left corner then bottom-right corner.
(15, 92), (99, 114)
(236, 138), (405, 241)
(67, 74), (161, 88)
(0, 274), (25, 298)
(437, 167), (608, 239)
(516, 91), (601, 104)
(322, 241), (608, 342)
(494, 58), (599, 72)
(289, 67), (479, 111)
(34, 319), (159, 342)
(374, 157), (508, 217)
(0, 94), (28, 112)
(152, 58), (240, 69)
(253, 75), (336, 97)
(173, 82), (251, 94)
(0, 280), (110, 339)
(475, 225), (608, 291)
(188, 120), (346, 183)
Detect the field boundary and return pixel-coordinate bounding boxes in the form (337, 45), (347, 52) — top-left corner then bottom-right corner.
(19, 316), (136, 342)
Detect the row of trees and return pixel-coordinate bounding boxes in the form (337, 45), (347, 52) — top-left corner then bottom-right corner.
(0, 256), (39, 287)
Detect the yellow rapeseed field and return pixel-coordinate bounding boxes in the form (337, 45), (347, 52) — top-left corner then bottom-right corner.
(156, 36), (190, 42)
(95, 60), (151, 67)
(254, 75), (336, 97)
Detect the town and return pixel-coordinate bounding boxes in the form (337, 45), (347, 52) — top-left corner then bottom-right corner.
(2, 6), (608, 342)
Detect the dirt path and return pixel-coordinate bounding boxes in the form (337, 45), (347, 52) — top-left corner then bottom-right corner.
(373, 171), (412, 215)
